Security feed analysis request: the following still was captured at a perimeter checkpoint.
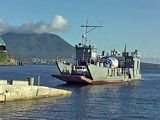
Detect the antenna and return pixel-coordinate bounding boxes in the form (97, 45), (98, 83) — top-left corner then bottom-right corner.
(124, 44), (127, 52)
(81, 19), (103, 46)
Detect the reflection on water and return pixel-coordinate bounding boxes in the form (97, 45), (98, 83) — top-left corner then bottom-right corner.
(0, 65), (159, 119)
(0, 97), (66, 119)
(56, 82), (143, 120)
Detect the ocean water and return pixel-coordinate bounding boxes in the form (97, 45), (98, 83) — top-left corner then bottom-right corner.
(0, 64), (160, 120)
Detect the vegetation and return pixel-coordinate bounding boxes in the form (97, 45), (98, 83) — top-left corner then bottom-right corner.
(0, 52), (7, 62)
(0, 52), (17, 65)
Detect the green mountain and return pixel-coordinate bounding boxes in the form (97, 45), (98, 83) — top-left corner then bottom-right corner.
(1, 33), (74, 62)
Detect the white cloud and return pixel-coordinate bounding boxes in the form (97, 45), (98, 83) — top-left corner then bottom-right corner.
(51, 15), (68, 31)
(0, 15), (69, 34)
(0, 19), (8, 32)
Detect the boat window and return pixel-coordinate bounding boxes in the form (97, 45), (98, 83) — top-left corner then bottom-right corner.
(77, 67), (82, 69)
(76, 66), (86, 69)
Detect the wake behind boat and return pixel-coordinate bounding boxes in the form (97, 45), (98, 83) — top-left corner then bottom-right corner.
(52, 22), (141, 85)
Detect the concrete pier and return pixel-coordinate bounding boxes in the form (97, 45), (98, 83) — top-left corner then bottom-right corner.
(0, 79), (71, 102)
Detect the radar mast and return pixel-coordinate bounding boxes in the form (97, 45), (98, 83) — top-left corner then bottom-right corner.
(81, 20), (103, 46)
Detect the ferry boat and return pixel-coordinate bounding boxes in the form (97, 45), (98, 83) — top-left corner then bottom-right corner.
(52, 22), (141, 85)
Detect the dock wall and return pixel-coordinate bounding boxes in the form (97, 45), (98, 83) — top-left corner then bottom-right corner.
(0, 80), (71, 102)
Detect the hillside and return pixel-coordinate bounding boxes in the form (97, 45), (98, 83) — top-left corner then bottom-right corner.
(141, 62), (160, 69)
(1, 32), (159, 66)
(0, 52), (17, 65)
(1, 33), (74, 62)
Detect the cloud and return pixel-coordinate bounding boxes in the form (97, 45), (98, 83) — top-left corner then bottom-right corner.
(0, 19), (8, 32)
(51, 15), (68, 31)
(0, 15), (69, 34)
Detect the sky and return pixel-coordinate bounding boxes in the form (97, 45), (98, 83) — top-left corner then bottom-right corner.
(0, 0), (160, 63)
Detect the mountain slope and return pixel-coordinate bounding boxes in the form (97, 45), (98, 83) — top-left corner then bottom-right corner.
(1, 33), (74, 62)
(141, 62), (160, 68)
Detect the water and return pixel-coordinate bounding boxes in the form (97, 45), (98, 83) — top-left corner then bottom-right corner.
(0, 64), (160, 120)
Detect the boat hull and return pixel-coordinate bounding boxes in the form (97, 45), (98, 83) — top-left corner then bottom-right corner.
(52, 75), (92, 84)
(52, 74), (140, 85)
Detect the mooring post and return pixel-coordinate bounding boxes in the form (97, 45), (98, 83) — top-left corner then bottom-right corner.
(37, 75), (40, 86)
(28, 77), (34, 85)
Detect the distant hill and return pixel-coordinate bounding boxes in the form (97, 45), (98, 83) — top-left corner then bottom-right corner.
(141, 62), (160, 69)
(1, 32), (159, 66)
(1, 33), (74, 62)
